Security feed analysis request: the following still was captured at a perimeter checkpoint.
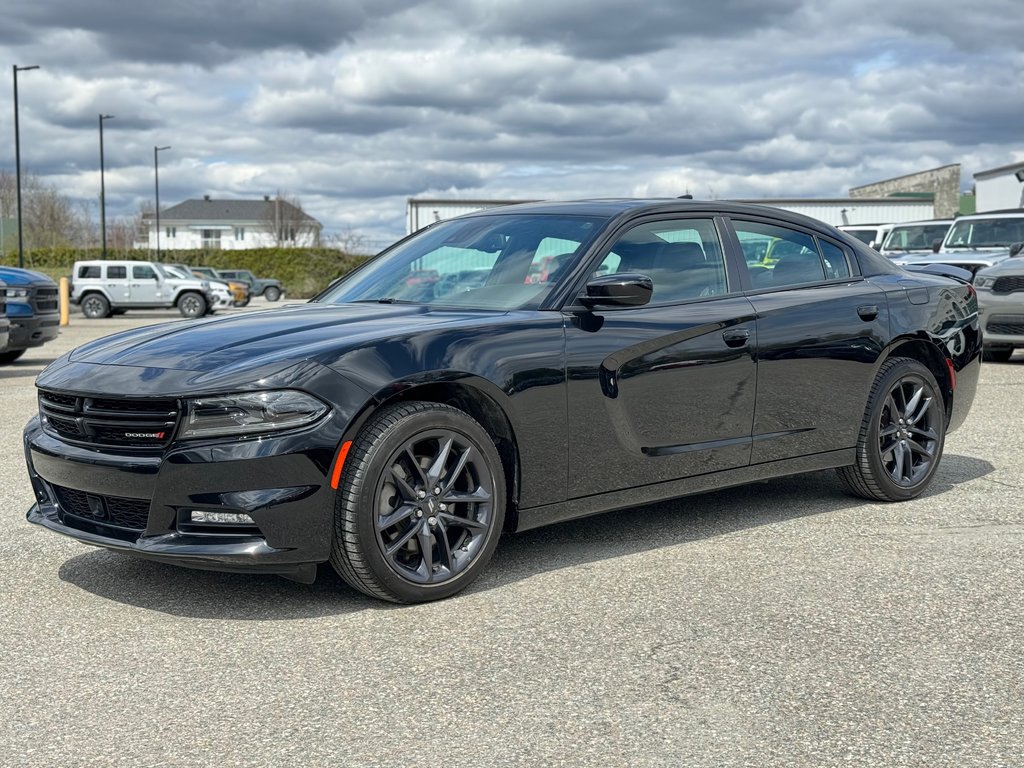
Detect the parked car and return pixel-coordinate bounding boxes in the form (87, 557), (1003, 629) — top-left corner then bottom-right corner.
(160, 265), (234, 310)
(973, 255), (1024, 362)
(217, 269), (283, 301)
(891, 210), (1024, 276)
(0, 266), (61, 363)
(70, 260), (220, 319)
(878, 220), (953, 258)
(25, 200), (980, 603)
(0, 280), (10, 357)
(187, 266), (251, 306)
(838, 223), (894, 251)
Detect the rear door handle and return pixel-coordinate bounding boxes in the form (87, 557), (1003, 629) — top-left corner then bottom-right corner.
(857, 304), (879, 321)
(722, 328), (750, 347)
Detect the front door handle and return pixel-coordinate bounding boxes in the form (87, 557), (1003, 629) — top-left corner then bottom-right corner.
(857, 304), (879, 321)
(722, 328), (750, 348)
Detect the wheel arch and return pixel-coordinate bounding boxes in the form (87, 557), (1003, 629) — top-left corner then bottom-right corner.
(878, 335), (954, 424)
(345, 377), (522, 532)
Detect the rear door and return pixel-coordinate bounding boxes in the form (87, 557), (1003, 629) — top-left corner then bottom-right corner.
(563, 215), (757, 498)
(128, 264), (162, 305)
(726, 217), (888, 463)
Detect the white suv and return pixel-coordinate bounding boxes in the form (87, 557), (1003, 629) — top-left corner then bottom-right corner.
(70, 260), (230, 319)
(891, 210), (1024, 276)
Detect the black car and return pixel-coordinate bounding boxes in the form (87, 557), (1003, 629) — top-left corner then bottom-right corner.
(24, 200), (981, 602)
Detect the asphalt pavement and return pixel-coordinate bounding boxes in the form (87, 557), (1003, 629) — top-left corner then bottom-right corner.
(1, 303), (1022, 767)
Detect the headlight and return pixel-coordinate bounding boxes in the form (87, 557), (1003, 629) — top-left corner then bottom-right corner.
(180, 390), (328, 439)
(6, 287), (29, 300)
(973, 276), (994, 289)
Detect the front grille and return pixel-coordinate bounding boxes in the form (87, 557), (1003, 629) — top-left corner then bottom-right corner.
(52, 484), (150, 531)
(38, 389), (179, 449)
(993, 276), (1024, 294)
(32, 285), (59, 313)
(986, 315), (1024, 336)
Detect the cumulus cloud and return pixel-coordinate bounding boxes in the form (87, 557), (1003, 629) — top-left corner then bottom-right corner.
(0, 0), (1023, 244)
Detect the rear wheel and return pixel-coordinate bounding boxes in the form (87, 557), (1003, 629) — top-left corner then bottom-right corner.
(983, 347), (1014, 363)
(264, 286), (281, 302)
(838, 357), (945, 501)
(81, 294), (110, 319)
(178, 291), (207, 318)
(0, 349), (25, 364)
(330, 401), (506, 603)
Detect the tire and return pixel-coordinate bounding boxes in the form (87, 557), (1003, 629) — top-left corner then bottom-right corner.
(111, 309), (128, 316)
(983, 348), (1013, 363)
(178, 292), (207, 319)
(263, 286), (281, 302)
(0, 349), (26, 364)
(837, 357), (946, 501)
(330, 401), (506, 603)
(81, 293), (110, 319)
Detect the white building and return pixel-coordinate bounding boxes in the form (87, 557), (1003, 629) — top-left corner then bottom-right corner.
(406, 196), (933, 234)
(146, 196), (322, 250)
(974, 161), (1024, 212)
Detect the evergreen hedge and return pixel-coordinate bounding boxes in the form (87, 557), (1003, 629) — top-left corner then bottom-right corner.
(0, 247), (371, 298)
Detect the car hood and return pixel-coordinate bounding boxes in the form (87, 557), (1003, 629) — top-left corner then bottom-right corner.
(0, 266), (54, 285)
(976, 257), (1024, 277)
(65, 302), (494, 374)
(893, 252), (1012, 266)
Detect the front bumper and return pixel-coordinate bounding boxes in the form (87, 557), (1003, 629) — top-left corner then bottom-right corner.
(6, 312), (60, 350)
(24, 412), (347, 582)
(977, 289), (1024, 348)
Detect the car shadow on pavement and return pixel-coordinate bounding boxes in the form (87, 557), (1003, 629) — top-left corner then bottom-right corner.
(57, 454), (993, 619)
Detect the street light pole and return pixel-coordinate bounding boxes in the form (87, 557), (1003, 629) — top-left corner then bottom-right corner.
(99, 114), (114, 258)
(13, 64), (40, 269)
(153, 145), (170, 261)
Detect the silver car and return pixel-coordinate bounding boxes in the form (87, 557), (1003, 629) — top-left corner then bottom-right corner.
(974, 257), (1024, 362)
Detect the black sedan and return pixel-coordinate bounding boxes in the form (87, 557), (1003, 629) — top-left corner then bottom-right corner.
(24, 200), (981, 602)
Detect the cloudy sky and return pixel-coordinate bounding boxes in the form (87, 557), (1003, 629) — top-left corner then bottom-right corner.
(1, 0), (1023, 245)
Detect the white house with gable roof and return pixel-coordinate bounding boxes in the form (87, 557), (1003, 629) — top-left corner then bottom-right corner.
(144, 196), (322, 250)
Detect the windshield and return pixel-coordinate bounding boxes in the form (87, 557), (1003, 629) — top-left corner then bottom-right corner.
(842, 228), (876, 245)
(316, 213), (607, 310)
(945, 217), (1024, 249)
(881, 223), (951, 251)
(157, 264), (192, 280)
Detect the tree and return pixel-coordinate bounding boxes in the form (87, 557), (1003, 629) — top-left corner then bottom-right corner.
(262, 190), (322, 247)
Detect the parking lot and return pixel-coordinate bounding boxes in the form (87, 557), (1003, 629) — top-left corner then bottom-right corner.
(1, 304), (1022, 767)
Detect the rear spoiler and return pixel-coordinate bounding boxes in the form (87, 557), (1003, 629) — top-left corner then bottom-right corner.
(902, 263), (975, 283)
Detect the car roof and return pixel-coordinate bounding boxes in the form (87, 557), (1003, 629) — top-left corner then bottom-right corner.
(457, 198), (841, 233)
(954, 210), (1024, 220)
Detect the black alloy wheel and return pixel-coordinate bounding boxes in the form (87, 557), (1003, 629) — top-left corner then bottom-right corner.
(838, 357), (945, 501)
(81, 293), (110, 319)
(331, 401), (506, 603)
(264, 286), (282, 302)
(178, 291), (207, 319)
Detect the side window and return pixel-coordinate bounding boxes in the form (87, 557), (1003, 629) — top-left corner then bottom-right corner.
(733, 221), (828, 288)
(78, 265), (101, 279)
(526, 237), (584, 284)
(132, 265), (157, 280)
(106, 266), (127, 279)
(817, 239), (852, 280)
(598, 218), (727, 304)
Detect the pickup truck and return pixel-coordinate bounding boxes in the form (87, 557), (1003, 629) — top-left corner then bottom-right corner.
(0, 266), (61, 363)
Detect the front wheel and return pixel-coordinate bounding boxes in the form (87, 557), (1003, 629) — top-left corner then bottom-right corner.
(837, 357), (945, 501)
(330, 401), (506, 603)
(263, 286), (281, 302)
(0, 349), (25, 364)
(178, 292), (207, 318)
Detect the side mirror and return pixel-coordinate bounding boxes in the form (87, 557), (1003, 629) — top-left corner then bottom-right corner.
(580, 273), (653, 308)
(931, 239), (943, 253)
(1009, 242), (1024, 257)
(868, 240), (878, 250)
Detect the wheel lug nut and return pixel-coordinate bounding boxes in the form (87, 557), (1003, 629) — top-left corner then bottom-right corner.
(433, 486), (441, 495)
(415, 509), (423, 518)
(417, 490), (426, 499)
(428, 516), (437, 526)
(439, 503), (447, 512)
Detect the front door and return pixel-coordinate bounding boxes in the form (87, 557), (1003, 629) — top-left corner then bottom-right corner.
(563, 216), (757, 498)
